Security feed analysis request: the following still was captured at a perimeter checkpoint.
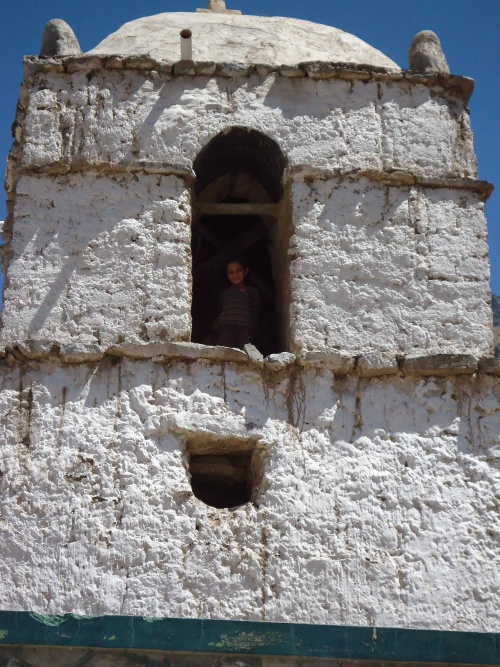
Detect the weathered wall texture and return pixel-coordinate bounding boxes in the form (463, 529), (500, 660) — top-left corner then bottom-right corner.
(2, 57), (497, 639)
(16, 71), (476, 179)
(1, 173), (191, 347)
(0, 358), (498, 631)
(289, 179), (490, 355)
(2, 67), (491, 357)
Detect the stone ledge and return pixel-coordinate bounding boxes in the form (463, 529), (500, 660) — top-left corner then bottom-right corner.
(60, 343), (103, 364)
(297, 351), (355, 374)
(108, 341), (248, 363)
(0, 341), (490, 378)
(263, 352), (296, 371)
(478, 357), (500, 376)
(356, 353), (399, 378)
(12, 161), (491, 201)
(287, 166), (494, 200)
(402, 354), (478, 377)
(21, 55), (476, 100)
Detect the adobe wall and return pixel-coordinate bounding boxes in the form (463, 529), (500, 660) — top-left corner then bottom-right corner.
(1, 58), (498, 636)
(2, 60), (492, 358)
(1, 173), (191, 347)
(0, 355), (498, 632)
(289, 178), (491, 356)
(11, 65), (477, 179)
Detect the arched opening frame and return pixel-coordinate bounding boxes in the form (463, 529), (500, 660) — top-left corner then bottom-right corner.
(191, 127), (291, 355)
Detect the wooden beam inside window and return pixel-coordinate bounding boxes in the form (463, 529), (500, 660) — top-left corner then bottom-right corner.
(194, 203), (279, 217)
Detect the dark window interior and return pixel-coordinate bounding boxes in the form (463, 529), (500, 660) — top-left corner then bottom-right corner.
(189, 451), (254, 509)
(191, 127), (287, 356)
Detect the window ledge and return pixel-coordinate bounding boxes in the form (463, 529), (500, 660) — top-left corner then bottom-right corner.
(1, 340), (496, 377)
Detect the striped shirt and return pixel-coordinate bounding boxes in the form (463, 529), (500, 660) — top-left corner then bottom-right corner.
(218, 285), (260, 330)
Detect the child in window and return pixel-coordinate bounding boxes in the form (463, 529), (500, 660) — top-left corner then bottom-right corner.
(215, 257), (260, 349)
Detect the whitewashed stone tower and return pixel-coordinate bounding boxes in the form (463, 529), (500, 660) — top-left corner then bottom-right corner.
(0, 3), (499, 665)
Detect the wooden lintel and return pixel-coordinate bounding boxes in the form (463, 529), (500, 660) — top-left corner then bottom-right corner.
(194, 203), (279, 217)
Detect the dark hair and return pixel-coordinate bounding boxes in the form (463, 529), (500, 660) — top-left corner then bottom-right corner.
(224, 255), (248, 269)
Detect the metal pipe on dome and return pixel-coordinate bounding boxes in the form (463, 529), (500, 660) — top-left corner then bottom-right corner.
(180, 29), (193, 60)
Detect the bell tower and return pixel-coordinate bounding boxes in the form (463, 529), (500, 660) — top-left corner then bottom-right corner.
(0, 5), (498, 666)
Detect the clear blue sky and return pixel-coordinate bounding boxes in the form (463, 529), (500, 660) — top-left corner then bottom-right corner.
(1, 0), (499, 293)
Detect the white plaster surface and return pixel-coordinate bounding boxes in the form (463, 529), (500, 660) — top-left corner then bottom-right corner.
(19, 72), (477, 180)
(0, 359), (498, 631)
(2, 13), (497, 645)
(289, 178), (492, 357)
(87, 12), (399, 69)
(1, 173), (192, 348)
(2, 173), (491, 356)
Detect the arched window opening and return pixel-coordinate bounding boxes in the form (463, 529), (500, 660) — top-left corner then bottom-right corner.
(191, 127), (289, 356)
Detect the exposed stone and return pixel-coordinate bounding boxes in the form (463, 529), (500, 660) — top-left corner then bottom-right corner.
(23, 56), (65, 76)
(336, 67), (372, 81)
(478, 357), (500, 376)
(217, 63), (253, 77)
(17, 339), (55, 360)
(5, 353), (17, 366)
(195, 61), (217, 76)
(303, 62), (338, 80)
(409, 30), (450, 74)
(298, 352), (355, 375)
(402, 354), (478, 377)
(155, 61), (174, 75)
(4, 346), (24, 361)
(280, 65), (306, 78)
(104, 56), (126, 69)
(357, 353), (399, 378)
(244, 344), (264, 363)
(255, 64), (277, 77)
(108, 342), (248, 363)
(40, 19), (82, 57)
(447, 74), (475, 104)
(64, 55), (105, 74)
(263, 352), (296, 371)
(123, 55), (158, 70)
(173, 60), (196, 76)
(60, 343), (103, 364)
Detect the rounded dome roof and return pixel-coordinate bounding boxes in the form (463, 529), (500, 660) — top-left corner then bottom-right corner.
(87, 12), (399, 69)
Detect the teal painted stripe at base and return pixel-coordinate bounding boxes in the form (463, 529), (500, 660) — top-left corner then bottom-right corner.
(0, 612), (498, 665)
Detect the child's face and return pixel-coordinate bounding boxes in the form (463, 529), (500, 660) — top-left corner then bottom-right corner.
(227, 262), (248, 286)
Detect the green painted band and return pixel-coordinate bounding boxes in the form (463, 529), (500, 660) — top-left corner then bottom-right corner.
(0, 612), (498, 664)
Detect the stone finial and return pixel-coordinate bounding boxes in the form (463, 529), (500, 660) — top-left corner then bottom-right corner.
(209, 0), (227, 9)
(197, 0), (242, 14)
(409, 30), (450, 74)
(41, 19), (82, 57)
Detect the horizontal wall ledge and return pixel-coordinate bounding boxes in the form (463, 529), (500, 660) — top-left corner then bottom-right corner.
(2, 341), (499, 377)
(22, 55), (475, 102)
(286, 167), (494, 199)
(8, 164), (493, 203)
(10, 160), (195, 180)
(0, 612), (498, 664)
